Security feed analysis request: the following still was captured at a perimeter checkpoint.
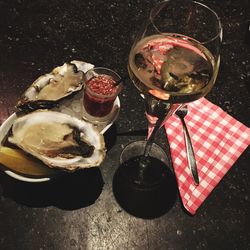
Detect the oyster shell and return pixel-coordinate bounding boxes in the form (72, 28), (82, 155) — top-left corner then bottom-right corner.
(16, 61), (94, 112)
(8, 110), (106, 171)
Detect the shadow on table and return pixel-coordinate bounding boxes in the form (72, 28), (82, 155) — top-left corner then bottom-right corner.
(0, 166), (104, 210)
(0, 124), (119, 210)
(103, 123), (117, 151)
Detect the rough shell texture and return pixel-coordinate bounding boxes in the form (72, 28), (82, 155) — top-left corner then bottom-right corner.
(8, 110), (106, 171)
(16, 61), (94, 112)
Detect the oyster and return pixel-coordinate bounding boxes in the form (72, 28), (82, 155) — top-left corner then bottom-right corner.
(16, 61), (94, 112)
(8, 110), (106, 171)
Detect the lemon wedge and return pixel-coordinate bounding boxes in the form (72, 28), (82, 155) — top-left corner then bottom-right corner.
(0, 146), (56, 177)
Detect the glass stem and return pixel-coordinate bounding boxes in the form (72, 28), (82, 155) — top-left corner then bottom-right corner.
(143, 103), (182, 158)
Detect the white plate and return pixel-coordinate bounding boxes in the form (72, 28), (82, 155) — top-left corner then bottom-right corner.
(0, 97), (120, 182)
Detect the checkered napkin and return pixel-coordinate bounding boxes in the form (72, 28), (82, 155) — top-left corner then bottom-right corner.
(163, 97), (250, 214)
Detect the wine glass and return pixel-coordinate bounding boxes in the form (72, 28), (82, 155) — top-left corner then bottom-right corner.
(113, 0), (222, 217)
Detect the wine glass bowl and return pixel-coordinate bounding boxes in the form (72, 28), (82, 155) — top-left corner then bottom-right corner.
(128, 0), (222, 109)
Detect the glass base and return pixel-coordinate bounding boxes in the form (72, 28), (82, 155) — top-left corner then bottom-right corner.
(113, 141), (177, 219)
(81, 97), (120, 133)
(82, 102), (115, 123)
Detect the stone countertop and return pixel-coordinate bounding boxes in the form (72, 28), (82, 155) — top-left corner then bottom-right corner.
(0, 0), (249, 249)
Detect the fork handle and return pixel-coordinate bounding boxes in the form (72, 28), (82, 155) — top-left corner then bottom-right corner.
(180, 118), (200, 185)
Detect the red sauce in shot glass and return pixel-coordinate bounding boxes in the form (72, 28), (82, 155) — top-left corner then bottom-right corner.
(84, 74), (119, 117)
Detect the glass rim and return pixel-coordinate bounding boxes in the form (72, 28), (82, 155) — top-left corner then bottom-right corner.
(119, 140), (168, 165)
(84, 67), (123, 98)
(149, 0), (223, 45)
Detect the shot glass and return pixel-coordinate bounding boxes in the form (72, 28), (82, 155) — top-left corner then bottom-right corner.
(113, 140), (177, 219)
(83, 67), (122, 121)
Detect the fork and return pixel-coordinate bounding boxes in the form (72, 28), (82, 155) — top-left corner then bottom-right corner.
(175, 106), (199, 185)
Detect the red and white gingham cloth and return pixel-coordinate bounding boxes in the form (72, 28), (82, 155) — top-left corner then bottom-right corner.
(143, 40), (250, 214)
(163, 97), (250, 214)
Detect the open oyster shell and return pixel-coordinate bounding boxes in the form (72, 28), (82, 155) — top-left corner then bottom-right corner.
(16, 61), (94, 112)
(8, 110), (106, 171)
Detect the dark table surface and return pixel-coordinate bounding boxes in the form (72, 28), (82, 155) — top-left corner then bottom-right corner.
(0, 0), (249, 249)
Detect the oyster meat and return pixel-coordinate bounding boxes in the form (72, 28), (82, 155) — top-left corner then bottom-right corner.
(16, 61), (94, 112)
(8, 110), (106, 171)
